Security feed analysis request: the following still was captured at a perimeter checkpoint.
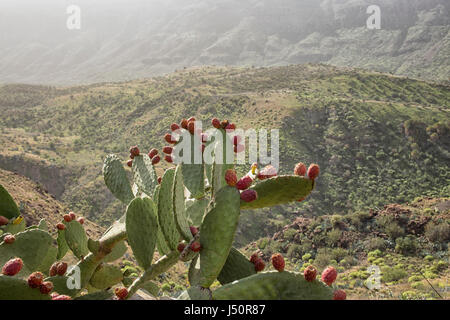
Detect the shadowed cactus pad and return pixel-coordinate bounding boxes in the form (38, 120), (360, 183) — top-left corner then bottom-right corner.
(213, 271), (333, 300)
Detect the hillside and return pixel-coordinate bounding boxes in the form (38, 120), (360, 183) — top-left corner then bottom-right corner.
(0, 0), (448, 84)
(0, 168), (103, 239)
(243, 197), (449, 300)
(0, 64), (449, 245)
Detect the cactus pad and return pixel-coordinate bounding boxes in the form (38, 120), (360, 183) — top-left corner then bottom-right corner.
(213, 271), (333, 300)
(90, 264), (124, 290)
(103, 154), (134, 205)
(64, 220), (90, 259)
(0, 184), (20, 219)
(218, 247), (256, 285)
(132, 154), (158, 197)
(199, 186), (241, 287)
(0, 275), (51, 300)
(126, 197), (158, 269)
(173, 165), (193, 241)
(240, 176), (314, 210)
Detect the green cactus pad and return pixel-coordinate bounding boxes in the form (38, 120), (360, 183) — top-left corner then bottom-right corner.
(186, 197), (209, 227)
(132, 154), (158, 197)
(240, 176), (314, 210)
(153, 185), (170, 256)
(64, 220), (90, 259)
(218, 247), (256, 285)
(181, 164), (205, 199)
(0, 275), (51, 300)
(40, 246), (58, 276)
(88, 238), (100, 254)
(178, 286), (212, 300)
(0, 184), (20, 219)
(173, 165), (193, 241)
(213, 271), (333, 300)
(157, 168), (180, 250)
(103, 240), (127, 263)
(90, 264), (124, 290)
(45, 275), (81, 297)
(0, 229), (53, 274)
(188, 255), (202, 286)
(75, 291), (113, 300)
(103, 154), (134, 205)
(71, 253), (104, 289)
(56, 229), (69, 260)
(199, 186), (241, 288)
(126, 197), (158, 269)
(37, 219), (49, 232)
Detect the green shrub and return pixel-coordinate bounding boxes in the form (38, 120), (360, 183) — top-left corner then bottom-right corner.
(425, 222), (450, 242)
(395, 236), (418, 255)
(381, 266), (408, 282)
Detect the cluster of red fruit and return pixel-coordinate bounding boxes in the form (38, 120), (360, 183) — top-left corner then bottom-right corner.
(177, 226), (201, 254)
(294, 162), (320, 180)
(225, 169), (258, 203)
(1, 258), (73, 300)
(127, 145), (163, 168)
(249, 252), (286, 273)
(56, 211), (84, 231)
(303, 265), (346, 300)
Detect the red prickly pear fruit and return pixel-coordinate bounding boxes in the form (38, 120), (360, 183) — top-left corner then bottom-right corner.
(171, 123), (180, 131)
(164, 155), (173, 163)
(164, 133), (177, 144)
(307, 163), (320, 180)
(115, 287), (129, 300)
(211, 118), (221, 129)
(52, 294), (72, 300)
(257, 165), (277, 180)
(303, 265), (317, 282)
(254, 259), (265, 272)
(27, 271), (45, 288)
(77, 217), (84, 225)
(321, 266), (337, 286)
(49, 263), (58, 277)
(177, 242), (186, 253)
(162, 146), (173, 154)
(221, 120), (229, 129)
(127, 160), (133, 168)
(249, 252), (260, 264)
(294, 162), (307, 176)
(271, 253), (285, 272)
(189, 241), (202, 252)
(189, 226), (199, 236)
(148, 148), (158, 159)
(333, 289), (347, 300)
(2, 258), (23, 276)
(224, 169), (237, 187)
(69, 212), (76, 220)
(151, 155), (161, 165)
(63, 214), (72, 222)
(129, 146), (140, 158)
(226, 123), (236, 130)
(56, 223), (65, 231)
(297, 197), (306, 202)
(187, 117), (196, 123)
(180, 118), (188, 129)
(0, 216), (9, 226)
(233, 135), (241, 146)
(240, 189), (258, 203)
(39, 281), (54, 294)
(56, 262), (68, 276)
(234, 144), (244, 153)
(3, 234), (15, 244)
(236, 176), (253, 190)
(157, 176), (162, 184)
(188, 121), (195, 135)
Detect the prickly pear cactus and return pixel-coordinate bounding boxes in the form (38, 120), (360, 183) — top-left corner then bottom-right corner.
(0, 116), (338, 301)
